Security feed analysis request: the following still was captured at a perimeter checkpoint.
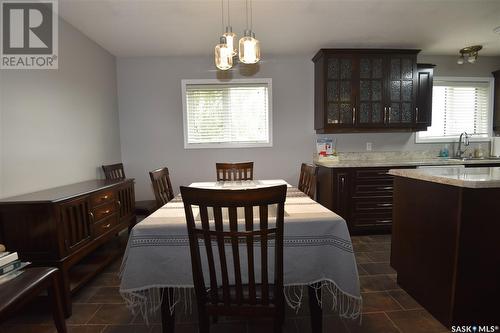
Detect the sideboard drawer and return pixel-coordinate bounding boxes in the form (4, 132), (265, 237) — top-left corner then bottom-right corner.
(90, 190), (115, 207)
(94, 215), (119, 237)
(92, 201), (117, 222)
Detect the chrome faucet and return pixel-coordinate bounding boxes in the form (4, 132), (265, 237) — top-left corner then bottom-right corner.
(456, 132), (471, 158)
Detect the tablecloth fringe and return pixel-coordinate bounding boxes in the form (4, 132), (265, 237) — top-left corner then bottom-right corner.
(120, 280), (361, 324)
(284, 280), (362, 321)
(120, 286), (194, 325)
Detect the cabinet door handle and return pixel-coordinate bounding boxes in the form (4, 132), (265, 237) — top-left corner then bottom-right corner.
(102, 195), (109, 201)
(104, 209), (110, 214)
(117, 200), (121, 209)
(384, 107), (388, 123)
(103, 223), (112, 229)
(388, 107), (392, 123)
(89, 212), (94, 222)
(352, 107), (356, 124)
(340, 176), (345, 192)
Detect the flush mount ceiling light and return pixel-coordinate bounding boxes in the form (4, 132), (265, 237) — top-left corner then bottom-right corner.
(214, 0), (261, 71)
(457, 45), (483, 65)
(494, 26), (500, 34)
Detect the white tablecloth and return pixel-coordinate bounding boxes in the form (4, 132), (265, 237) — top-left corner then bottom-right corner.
(120, 180), (361, 321)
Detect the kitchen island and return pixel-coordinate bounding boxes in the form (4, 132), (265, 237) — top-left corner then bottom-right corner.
(389, 167), (500, 328)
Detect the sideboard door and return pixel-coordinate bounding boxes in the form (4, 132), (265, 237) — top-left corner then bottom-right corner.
(118, 182), (135, 219)
(60, 197), (92, 254)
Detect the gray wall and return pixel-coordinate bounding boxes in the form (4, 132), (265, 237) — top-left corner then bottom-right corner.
(117, 54), (500, 200)
(0, 18), (121, 198)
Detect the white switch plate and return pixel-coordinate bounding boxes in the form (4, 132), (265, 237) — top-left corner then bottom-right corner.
(366, 142), (372, 151)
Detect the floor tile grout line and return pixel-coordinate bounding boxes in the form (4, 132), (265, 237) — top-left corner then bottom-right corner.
(85, 304), (103, 325)
(383, 312), (404, 333)
(387, 292), (407, 311)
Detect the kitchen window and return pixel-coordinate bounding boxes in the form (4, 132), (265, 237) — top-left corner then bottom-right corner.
(182, 79), (272, 149)
(416, 77), (494, 143)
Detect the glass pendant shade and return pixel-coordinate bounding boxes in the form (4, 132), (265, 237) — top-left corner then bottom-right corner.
(239, 30), (260, 64)
(223, 26), (237, 56)
(457, 55), (465, 65)
(215, 37), (233, 70)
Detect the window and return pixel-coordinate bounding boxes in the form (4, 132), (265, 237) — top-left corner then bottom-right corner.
(182, 79), (272, 149)
(416, 77), (493, 143)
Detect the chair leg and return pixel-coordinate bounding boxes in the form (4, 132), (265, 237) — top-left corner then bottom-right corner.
(161, 288), (176, 333)
(197, 305), (210, 333)
(274, 315), (283, 333)
(48, 272), (67, 333)
(308, 285), (322, 333)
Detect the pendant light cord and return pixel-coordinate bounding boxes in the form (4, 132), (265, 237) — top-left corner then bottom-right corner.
(227, 0), (230, 27)
(250, 0), (253, 31)
(221, 0), (225, 34)
(245, 0), (249, 30)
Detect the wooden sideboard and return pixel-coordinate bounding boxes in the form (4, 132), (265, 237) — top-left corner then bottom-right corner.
(0, 179), (136, 316)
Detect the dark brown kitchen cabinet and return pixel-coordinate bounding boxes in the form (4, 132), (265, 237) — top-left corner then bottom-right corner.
(415, 64), (435, 129)
(317, 166), (412, 234)
(313, 49), (421, 133)
(493, 70), (500, 133)
(0, 179), (136, 316)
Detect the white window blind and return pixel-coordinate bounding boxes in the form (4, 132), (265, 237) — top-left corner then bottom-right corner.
(182, 80), (272, 148)
(417, 79), (491, 142)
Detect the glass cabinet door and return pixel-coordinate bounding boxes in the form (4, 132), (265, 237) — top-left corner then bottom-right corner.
(359, 57), (384, 125)
(326, 57), (355, 126)
(388, 56), (416, 125)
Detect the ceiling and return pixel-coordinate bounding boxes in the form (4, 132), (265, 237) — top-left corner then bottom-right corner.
(58, 0), (500, 58)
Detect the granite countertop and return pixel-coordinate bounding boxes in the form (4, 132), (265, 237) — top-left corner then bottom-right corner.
(315, 158), (500, 168)
(388, 167), (500, 188)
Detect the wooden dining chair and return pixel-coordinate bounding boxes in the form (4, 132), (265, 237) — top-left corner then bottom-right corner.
(179, 185), (287, 333)
(216, 162), (254, 181)
(298, 163), (319, 199)
(149, 167), (175, 208)
(102, 163), (126, 180)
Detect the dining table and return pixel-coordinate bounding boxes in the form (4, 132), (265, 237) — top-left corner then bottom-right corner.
(119, 179), (361, 332)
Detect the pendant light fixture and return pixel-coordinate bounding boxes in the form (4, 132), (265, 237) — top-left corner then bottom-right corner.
(239, 0), (260, 64)
(214, 0), (233, 70)
(222, 0), (237, 57)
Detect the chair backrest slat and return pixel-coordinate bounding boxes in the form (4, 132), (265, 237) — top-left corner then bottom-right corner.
(180, 185), (286, 312)
(298, 163), (319, 199)
(102, 163), (126, 180)
(199, 206), (219, 304)
(149, 167), (175, 208)
(244, 206), (256, 305)
(216, 162), (254, 181)
(228, 206), (244, 304)
(259, 205), (269, 305)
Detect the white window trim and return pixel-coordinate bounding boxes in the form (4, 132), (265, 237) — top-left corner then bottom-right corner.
(415, 76), (494, 144)
(181, 78), (273, 149)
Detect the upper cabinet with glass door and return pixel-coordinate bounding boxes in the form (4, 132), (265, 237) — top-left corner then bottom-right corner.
(313, 49), (422, 133)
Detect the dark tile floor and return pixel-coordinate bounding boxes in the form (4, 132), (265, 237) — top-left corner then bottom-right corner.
(0, 234), (449, 333)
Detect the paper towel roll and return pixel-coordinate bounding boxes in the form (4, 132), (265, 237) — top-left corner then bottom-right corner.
(491, 137), (500, 157)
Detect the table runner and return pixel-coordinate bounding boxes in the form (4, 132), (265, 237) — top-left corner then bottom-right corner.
(120, 180), (361, 322)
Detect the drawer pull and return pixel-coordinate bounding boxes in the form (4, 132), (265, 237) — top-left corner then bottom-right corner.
(104, 209), (111, 214)
(117, 200), (121, 208)
(377, 203), (392, 207)
(102, 195), (109, 200)
(103, 223), (112, 229)
(376, 219), (392, 223)
(377, 186), (393, 191)
(89, 212), (94, 222)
